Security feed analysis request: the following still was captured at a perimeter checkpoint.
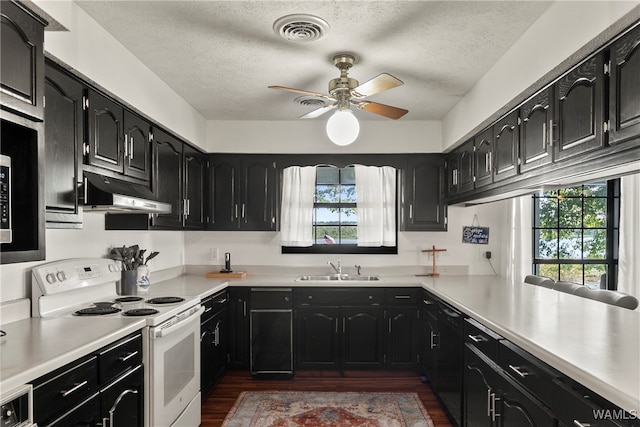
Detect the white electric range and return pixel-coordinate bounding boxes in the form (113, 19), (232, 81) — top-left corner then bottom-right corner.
(32, 258), (203, 427)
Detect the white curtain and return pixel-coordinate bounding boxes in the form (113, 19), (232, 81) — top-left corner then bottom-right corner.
(355, 165), (396, 247)
(280, 166), (316, 247)
(618, 173), (640, 297)
(503, 195), (533, 284)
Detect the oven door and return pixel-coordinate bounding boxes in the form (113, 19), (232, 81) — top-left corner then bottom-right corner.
(148, 305), (204, 427)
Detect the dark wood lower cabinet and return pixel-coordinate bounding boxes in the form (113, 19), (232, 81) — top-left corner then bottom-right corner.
(342, 306), (385, 369)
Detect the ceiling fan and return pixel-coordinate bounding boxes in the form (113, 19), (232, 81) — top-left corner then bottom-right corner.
(269, 54), (408, 121)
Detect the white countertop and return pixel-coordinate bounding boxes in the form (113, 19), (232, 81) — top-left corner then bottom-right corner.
(0, 317), (145, 396)
(2, 271), (637, 415)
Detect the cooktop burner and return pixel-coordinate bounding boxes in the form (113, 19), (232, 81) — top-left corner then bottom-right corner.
(115, 296), (144, 303)
(147, 296), (184, 305)
(75, 306), (122, 316)
(123, 308), (159, 316)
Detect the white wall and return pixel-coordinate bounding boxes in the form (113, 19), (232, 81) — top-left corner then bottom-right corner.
(32, 0), (208, 149)
(442, 1), (640, 151)
(184, 200), (507, 276)
(206, 120), (442, 153)
(0, 215), (185, 303)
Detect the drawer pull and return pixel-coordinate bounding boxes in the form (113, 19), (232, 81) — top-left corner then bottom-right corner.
(395, 295), (411, 299)
(573, 422), (593, 427)
(119, 351), (139, 362)
(508, 364), (529, 378)
(204, 307), (213, 313)
(218, 298), (227, 304)
(422, 300), (434, 305)
(60, 380), (88, 397)
(468, 334), (487, 343)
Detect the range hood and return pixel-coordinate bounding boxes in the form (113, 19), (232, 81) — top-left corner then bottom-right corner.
(83, 171), (171, 214)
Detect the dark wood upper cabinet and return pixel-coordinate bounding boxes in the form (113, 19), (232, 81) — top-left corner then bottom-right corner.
(209, 154), (277, 231)
(151, 128), (182, 229)
(403, 155), (447, 231)
(493, 110), (519, 182)
(609, 23), (640, 147)
(554, 53), (605, 161)
(85, 89), (124, 174)
(0, 1), (46, 121)
(519, 87), (554, 173)
(473, 128), (493, 188)
(183, 146), (205, 229)
(123, 110), (151, 182)
(44, 62), (83, 228)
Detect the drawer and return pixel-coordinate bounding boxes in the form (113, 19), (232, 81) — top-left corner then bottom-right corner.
(550, 377), (632, 427)
(498, 341), (556, 407)
(464, 318), (501, 360)
(384, 288), (417, 305)
(251, 288), (292, 309)
(202, 290), (228, 322)
(98, 333), (142, 384)
(294, 288), (384, 306)
(33, 356), (98, 424)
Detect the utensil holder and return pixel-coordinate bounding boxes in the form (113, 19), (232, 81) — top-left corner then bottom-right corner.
(118, 270), (138, 295)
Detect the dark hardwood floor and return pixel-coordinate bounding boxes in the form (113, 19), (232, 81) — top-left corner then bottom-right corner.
(201, 370), (455, 426)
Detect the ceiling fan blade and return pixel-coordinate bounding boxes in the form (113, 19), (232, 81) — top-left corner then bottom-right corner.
(299, 105), (336, 119)
(351, 73), (404, 98)
(355, 101), (408, 120)
(268, 85), (334, 100)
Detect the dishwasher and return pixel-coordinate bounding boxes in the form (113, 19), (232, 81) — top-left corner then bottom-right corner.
(250, 288), (293, 378)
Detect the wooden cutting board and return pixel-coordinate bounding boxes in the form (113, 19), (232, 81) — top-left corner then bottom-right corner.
(206, 271), (247, 279)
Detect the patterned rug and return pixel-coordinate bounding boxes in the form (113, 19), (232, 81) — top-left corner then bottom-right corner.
(221, 391), (435, 427)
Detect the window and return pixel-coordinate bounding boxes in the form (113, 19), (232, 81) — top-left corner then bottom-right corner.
(532, 179), (619, 289)
(282, 165), (398, 254)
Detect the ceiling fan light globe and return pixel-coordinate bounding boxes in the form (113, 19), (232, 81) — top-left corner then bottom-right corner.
(326, 110), (359, 146)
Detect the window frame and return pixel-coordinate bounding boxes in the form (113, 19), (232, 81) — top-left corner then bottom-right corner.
(531, 179), (620, 289)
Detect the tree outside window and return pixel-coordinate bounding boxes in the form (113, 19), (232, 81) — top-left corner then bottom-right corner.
(533, 180), (619, 289)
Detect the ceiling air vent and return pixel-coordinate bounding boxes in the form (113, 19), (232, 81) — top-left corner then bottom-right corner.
(294, 96), (327, 108)
(273, 14), (330, 42)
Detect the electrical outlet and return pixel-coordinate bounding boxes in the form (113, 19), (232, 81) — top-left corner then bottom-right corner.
(485, 251), (492, 259)
(210, 248), (219, 260)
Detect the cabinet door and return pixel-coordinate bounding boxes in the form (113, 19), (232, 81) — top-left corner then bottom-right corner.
(242, 156), (277, 230)
(228, 288), (250, 368)
(100, 365), (143, 427)
(123, 110), (151, 182)
(85, 89), (124, 174)
(44, 63), (83, 227)
(419, 307), (438, 385)
(464, 345), (496, 427)
(200, 316), (215, 397)
(209, 155), (241, 230)
(211, 306), (228, 384)
(520, 87), (553, 172)
(554, 53), (605, 161)
(493, 110), (519, 182)
(474, 128), (493, 188)
(183, 146), (205, 229)
(498, 377), (555, 427)
(342, 306), (385, 369)
(295, 306), (340, 369)
(151, 129), (182, 228)
(609, 24), (640, 146)
(404, 156), (447, 231)
(387, 307), (417, 369)
(0, 1), (45, 120)
(458, 140), (475, 193)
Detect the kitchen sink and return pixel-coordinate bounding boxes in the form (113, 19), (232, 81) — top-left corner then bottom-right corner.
(295, 274), (381, 282)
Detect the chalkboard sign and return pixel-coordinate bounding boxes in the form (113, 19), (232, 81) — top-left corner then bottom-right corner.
(462, 226), (490, 244)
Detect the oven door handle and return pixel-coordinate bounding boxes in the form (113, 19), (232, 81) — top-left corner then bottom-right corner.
(152, 306), (205, 339)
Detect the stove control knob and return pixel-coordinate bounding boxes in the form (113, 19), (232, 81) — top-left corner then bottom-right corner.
(56, 271), (67, 282)
(108, 264), (117, 272)
(2, 406), (13, 419)
(46, 273), (56, 284)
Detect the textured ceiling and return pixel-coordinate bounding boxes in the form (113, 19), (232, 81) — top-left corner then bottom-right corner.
(75, 1), (553, 122)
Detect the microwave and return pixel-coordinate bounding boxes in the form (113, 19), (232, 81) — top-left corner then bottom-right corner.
(0, 154), (11, 244)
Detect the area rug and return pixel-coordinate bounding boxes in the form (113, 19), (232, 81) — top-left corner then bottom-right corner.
(221, 391), (435, 427)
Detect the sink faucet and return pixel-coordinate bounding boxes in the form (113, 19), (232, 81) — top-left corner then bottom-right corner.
(328, 259), (342, 275)
(355, 265), (362, 275)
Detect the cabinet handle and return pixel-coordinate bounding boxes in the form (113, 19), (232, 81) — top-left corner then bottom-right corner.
(467, 334), (487, 343)
(395, 295), (411, 299)
(548, 119), (555, 147)
(107, 388), (139, 427)
(490, 392), (501, 421)
(453, 169), (458, 186)
(388, 318), (392, 334)
(573, 421), (593, 427)
(487, 152), (492, 172)
(214, 322), (220, 346)
(243, 301), (247, 316)
(235, 204), (239, 219)
(508, 364), (529, 378)
(130, 137), (134, 160)
(430, 331), (438, 349)
(409, 204), (413, 219)
(124, 135), (128, 158)
(60, 380), (88, 397)
(183, 199), (189, 218)
(487, 389), (492, 417)
(119, 350), (139, 362)
(187, 199), (191, 216)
